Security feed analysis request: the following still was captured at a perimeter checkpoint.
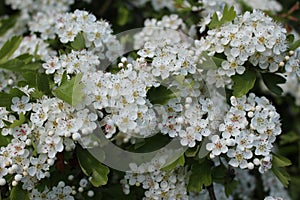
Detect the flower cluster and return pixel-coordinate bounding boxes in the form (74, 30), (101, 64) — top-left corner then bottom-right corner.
(196, 9), (287, 88)
(285, 48), (300, 78)
(134, 14), (188, 49)
(30, 181), (74, 200)
(30, 10), (122, 61)
(121, 157), (189, 200)
(83, 60), (158, 139)
(5, 0), (75, 14)
(206, 93), (281, 172)
(0, 95), (99, 189)
(42, 49), (100, 84)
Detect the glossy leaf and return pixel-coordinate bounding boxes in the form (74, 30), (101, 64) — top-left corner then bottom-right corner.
(0, 88), (25, 107)
(53, 73), (85, 106)
(77, 147), (110, 187)
(262, 73), (286, 95)
(9, 113), (26, 128)
(232, 69), (256, 97)
(71, 32), (86, 50)
(272, 153), (292, 167)
(290, 39), (300, 51)
(0, 14), (18, 36)
(147, 85), (176, 105)
(21, 72), (52, 97)
(0, 134), (12, 147)
(162, 154), (185, 171)
(0, 57), (41, 72)
(10, 184), (30, 200)
(272, 166), (291, 187)
(0, 35), (22, 63)
(225, 180), (238, 196)
(209, 5), (236, 29)
(187, 160), (212, 192)
(185, 145), (200, 157)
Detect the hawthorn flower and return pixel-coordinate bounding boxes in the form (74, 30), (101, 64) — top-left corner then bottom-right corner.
(40, 135), (64, 158)
(13, 124), (31, 141)
(11, 96), (32, 114)
(47, 181), (74, 200)
(179, 129), (201, 147)
(227, 148), (253, 169)
(0, 160), (8, 178)
(27, 154), (50, 180)
(206, 135), (228, 157)
(42, 56), (60, 74)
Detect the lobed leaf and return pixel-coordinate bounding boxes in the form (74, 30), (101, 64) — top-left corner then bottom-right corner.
(289, 39), (300, 51)
(232, 69), (256, 97)
(77, 147), (110, 187)
(162, 154), (185, 171)
(0, 14), (18, 36)
(0, 57), (41, 72)
(10, 184), (30, 200)
(261, 73), (286, 96)
(272, 166), (291, 187)
(272, 153), (292, 168)
(147, 85), (176, 105)
(187, 160), (212, 192)
(53, 73), (85, 106)
(208, 5), (236, 29)
(9, 113), (26, 128)
(71, 32), (86, 50)
(0, 35), (22, 64)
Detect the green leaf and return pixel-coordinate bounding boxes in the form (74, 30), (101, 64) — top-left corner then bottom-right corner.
(290, 39), (300, 51)
(117, 6), (129, 26)
(286, 34), (295, 45)
(0, 15), (18, 36)
(0, 57), (41, 72)
(261, 73), (286, 95)
(0, 92), (15, 107)
(53, 73), (85, 106)
(272, 166), (291, 187)
(77, 147), (110, 187)
(200, 52), (226, 70)
(71, 32), (85, 50)
(0, 36), (22, 64)
(232, 69), (256, 97)
(9, 113), (26, 128)
(132, 134), (171, 153)
(225, 180), (238, 196)
(187, 160), (212, 192)
(21, 72), (52, 98)
(0, 88), (25, 107)
(147, 85), (176, 105)
(10, 184), (30, 200)
(162, 154), (185, 171)
(212, 164), (227, 183)
(0, 134), (12, 147)
(185, 144), (200, 157)
(208, 5), (236, 29)
(272, 153), (292, 167)
(280, 131), (300, 145)
(236, 0), (253, 12)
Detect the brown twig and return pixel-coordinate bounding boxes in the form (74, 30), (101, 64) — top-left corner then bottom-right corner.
(207, 183), (217, 200)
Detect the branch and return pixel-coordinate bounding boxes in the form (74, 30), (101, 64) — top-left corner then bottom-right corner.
(207, 183), (217, 200)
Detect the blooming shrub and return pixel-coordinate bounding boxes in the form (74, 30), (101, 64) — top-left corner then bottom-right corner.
(0, 0), (300, 200)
